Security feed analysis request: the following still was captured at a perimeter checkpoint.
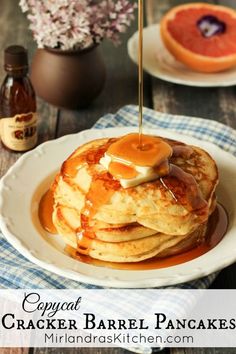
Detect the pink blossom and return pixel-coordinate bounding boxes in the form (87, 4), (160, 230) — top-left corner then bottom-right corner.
(19, 0), (137, 50)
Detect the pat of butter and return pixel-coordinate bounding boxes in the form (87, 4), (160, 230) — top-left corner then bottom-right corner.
(100, 153), (159, 188)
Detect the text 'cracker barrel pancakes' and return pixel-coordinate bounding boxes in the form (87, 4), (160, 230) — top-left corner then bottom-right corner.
(39, 133), (221, 267)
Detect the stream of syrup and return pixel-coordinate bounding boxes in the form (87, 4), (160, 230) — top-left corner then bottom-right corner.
(138, 0), (144, 147)
(37, 1), (229, 271)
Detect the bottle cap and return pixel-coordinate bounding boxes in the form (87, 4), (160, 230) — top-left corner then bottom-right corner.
(4, 45), (28, 71)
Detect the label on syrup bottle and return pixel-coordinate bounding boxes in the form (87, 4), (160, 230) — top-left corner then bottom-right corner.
(0, 112), (37, 151)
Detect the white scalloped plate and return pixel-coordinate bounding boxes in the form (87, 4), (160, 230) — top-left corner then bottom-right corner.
(128, 24), (236, 87)
(0, 127), (235, 288)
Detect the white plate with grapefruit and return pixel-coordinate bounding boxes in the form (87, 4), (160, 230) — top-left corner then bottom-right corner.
(128, 3), (236, 87)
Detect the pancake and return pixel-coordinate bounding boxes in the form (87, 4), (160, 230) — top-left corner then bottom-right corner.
(51, 136), (218, 263)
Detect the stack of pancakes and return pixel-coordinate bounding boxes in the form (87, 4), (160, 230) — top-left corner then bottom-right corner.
(51, 137), (218, 263)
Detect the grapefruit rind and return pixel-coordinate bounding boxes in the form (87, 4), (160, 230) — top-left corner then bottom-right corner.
(160, 3), (236, 73)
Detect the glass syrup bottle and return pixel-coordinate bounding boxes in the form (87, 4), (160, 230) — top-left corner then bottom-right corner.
(0, 45), (37, 152)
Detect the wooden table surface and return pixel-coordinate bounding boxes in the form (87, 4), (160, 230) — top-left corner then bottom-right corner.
(0, 0), (236, 353)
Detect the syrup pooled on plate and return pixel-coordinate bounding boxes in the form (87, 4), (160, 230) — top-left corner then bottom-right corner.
(38, 188), (57, 234)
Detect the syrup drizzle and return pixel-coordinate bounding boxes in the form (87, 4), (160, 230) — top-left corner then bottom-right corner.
(78, 170), (120, 254)
(62, 143), (121, 253)
(62, 139), (117, 179)
(162, 164), (208, 213)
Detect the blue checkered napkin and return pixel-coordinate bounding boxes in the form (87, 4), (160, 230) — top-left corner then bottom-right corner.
(0, 104), (235, 289)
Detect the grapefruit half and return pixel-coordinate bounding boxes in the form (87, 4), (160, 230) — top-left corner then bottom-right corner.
(160, 3), (236, 73)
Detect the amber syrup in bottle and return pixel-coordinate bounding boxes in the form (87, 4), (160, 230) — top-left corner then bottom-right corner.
(0, 45), (37, 152)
